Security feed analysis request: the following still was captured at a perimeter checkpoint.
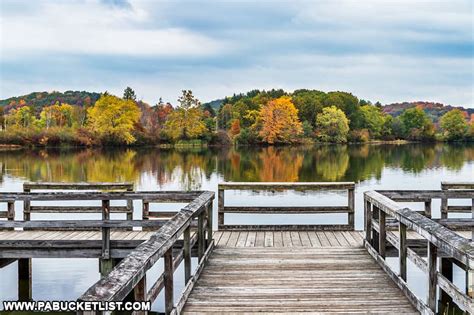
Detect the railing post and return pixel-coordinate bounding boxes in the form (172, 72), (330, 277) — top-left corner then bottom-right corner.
(23, 185), (31, 221)
(348, 187), (355, 230)
(364, 199), (372, 245)
(206, 201), (213, 247)
(424, 200), (431, 218)
(134, 275), (147, 315)
(218, 188), (224, 230)
(164, 247), (174, 315)
(101, 200), (110, 260)
(378, 207), (386, 259)
(126, 186), (133, 221)
(468, 266), (473, 299)
(7, 201), (14, 222)
(183, 226), (191, 284)
(23, 197), (30, 221)
(427, 242), (437, 311)
(142, 201), (149, 220)
(20, 190), (32, 301)
(440, 184), (448, 219)
(440, 258), (453, 307)
(471, 197), (473, 247)
(198, 212), (204, 261)
(18, 258), (32, 301)
(399, 222), (407, 281)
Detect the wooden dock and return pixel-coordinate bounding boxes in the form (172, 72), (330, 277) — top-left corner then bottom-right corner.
(183, 231), (418, 313)
(0, 181), (472, 314)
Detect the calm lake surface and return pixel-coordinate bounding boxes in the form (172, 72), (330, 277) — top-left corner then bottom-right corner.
(0, 143), (473, 311)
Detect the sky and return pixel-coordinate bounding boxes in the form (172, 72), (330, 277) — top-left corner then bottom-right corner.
(0, 0), (473, 107)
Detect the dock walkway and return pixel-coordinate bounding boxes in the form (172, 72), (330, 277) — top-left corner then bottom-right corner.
(183, 231), (418, 313)
(0, 181), (472, 314)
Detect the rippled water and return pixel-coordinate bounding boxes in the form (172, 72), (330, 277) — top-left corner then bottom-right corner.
(0, 143), (472, 311)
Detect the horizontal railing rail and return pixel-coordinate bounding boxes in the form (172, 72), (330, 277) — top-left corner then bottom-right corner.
(78, 191), (215, 315)
(442, 182), (474, 190)
(218, 182), (355, 231)
(23, 182), (134, 191)
(0, 191), (203, 201)
(364, 190), (474, 314)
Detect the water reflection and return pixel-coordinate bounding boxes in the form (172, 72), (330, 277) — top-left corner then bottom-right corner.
(0, 143), (472, 187)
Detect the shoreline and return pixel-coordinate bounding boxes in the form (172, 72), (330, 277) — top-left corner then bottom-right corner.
(0, 139), (472, 151)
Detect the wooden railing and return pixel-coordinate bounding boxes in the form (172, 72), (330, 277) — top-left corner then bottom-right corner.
(441, 181), (474, 220)
(218, 182), (355, 231)
(77, 191), (215, 315)
(376, 188), (474, 231)
(0, 190), (212, 306)
(23, 182), (134, 221)
(364, 190), (474, 314)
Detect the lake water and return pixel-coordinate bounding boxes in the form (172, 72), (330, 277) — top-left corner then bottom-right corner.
(0, 143), (472, 312)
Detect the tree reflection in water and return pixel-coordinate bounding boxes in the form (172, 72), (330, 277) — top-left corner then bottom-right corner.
(0, 143), (471, 188)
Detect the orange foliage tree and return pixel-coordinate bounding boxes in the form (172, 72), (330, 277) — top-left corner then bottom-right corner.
(229, 119), (241, 138)
(258, 96), (303, 144)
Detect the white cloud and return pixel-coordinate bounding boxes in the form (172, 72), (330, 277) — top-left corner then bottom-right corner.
(0, 0), (472, 107)
(0, 0), (226, 58)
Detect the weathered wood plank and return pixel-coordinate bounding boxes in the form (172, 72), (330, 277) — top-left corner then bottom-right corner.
(316, 232), (330, 247)
(245, 232), (256, 247)
(23, 182), (134, 191)
(441, 182), (474, 190)
(282, 231), (293, 247)
(222, 206), (351, 213)
(264, 232), (273, 247)
(255, 232), (265, 247)
(218, 182), (355, 191)
(28, 206), (130, 213)
(0, 220), (167, 229)
(0, 191), (203, 201)
(216, 224), (353, 231)
(273, 231), (283, 247)
(236, 232), (248, 247)
(183, 245), (417, 313)
(378, 189), (474, 200)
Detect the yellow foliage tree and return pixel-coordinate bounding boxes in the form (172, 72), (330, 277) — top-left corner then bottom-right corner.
(87, 94), (140, 144)
(40, 102), (74, 128)
(258, 96), (303, 144)
(164, 90), (206, 141)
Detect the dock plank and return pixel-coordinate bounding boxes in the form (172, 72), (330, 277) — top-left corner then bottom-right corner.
(183, 241), (418, 314)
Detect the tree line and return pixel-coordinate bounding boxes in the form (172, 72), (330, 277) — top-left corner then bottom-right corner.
(0, 88), (473, 146)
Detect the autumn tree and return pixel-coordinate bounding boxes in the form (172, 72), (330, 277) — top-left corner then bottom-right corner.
(292, 89), (325, 128)
(218, 103), (233, 129)
(7, 106), (36, 128)
(164, 90), (207, 141)
(39, 102), (74, 128)
(123, 87), (137, 101)
(399, 107), (434, 140)
(316, 106), (350, 143)
(229, 119), (241, 138)
(258, 96), (303, 144)
(440, 109), (468, 140)
(156, 103), (173, 125)
(87, 94), (141, 144)
(359, 105), (387, 138)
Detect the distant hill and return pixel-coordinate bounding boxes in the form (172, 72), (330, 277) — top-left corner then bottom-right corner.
(2, 91), (472, 124)
(382, 101), (474, 123)
(0, 91), (101, 113)
(202, 99), (224, 112)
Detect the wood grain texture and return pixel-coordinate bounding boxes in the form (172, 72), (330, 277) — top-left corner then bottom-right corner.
(183, 245), (417, 314)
